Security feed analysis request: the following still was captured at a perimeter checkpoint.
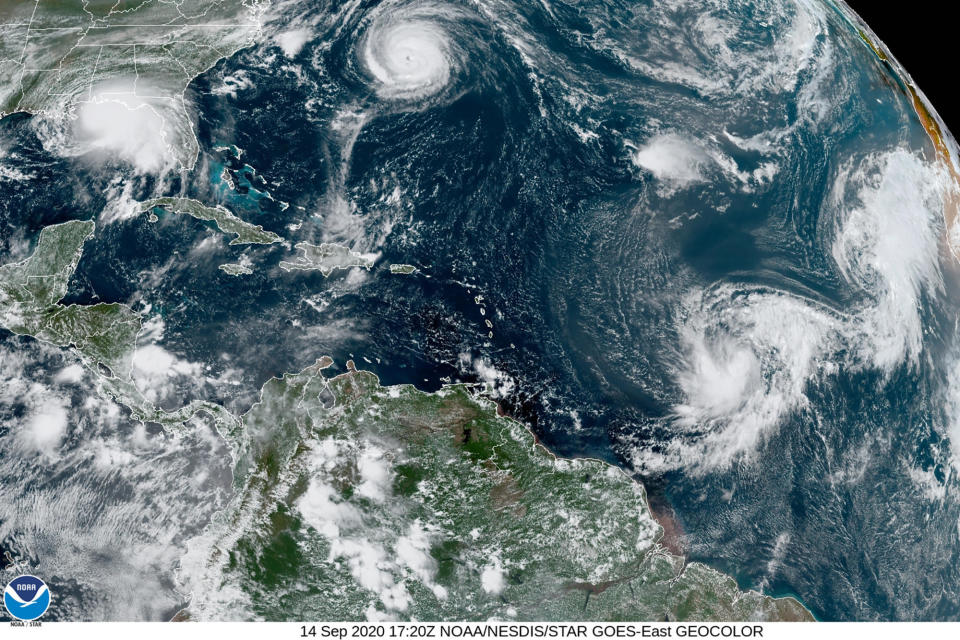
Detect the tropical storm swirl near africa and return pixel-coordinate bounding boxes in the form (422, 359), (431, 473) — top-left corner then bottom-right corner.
(2, 0), (960, 625)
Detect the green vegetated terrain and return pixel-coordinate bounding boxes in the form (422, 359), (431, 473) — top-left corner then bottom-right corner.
(279, 241), (377, 276)
(0, 220), (811, 622)
(191, 361), (813, 621)
(140, 196), (282, 245)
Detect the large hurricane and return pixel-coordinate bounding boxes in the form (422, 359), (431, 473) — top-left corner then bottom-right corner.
(3, 0), (960, 624)
(360, 5), (457, 101)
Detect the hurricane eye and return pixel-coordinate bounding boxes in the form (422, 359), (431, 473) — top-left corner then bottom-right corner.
(359, 10), (457, 102)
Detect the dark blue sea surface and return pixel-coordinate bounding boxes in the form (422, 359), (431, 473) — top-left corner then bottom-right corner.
(3, 0), (960, 621)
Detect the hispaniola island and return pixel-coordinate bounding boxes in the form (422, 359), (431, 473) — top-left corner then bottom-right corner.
(1, 0), (959, 624)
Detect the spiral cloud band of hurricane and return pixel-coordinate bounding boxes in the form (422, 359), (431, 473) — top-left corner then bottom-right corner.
(628, 149), (951, 475)
(358, 3), (462, 103)
(6, 0), (960, 624)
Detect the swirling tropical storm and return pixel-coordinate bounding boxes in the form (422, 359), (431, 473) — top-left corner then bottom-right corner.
(1, 0), (960, 623)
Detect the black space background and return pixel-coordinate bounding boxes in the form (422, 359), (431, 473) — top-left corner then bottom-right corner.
(845, 1), (958, 135)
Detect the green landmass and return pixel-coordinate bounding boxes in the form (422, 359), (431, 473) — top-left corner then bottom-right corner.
(184, 361), (812, 622)
(0, 218), (240, 437)
(279, 241), (376, 276)
(140, 197), (282, 245)
(0, 219), (139, 376)
(389, 264), (417, 274)
(220, 262), (254, 276)
(0, 221), (813, 622)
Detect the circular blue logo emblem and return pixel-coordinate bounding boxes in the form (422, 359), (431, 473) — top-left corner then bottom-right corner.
(4, 575), (51, 621)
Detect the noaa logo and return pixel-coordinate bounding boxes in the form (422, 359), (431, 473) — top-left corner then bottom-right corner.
(4, 575), (50, 621)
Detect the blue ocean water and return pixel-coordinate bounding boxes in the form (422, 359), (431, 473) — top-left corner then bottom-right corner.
(3, 0), (960, 621)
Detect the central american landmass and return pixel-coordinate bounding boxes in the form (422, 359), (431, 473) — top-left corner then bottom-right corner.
(0, 220), (810, 621)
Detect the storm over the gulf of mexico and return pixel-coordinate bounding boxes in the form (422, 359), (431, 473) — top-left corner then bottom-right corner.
(2, 0), (960, 622)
